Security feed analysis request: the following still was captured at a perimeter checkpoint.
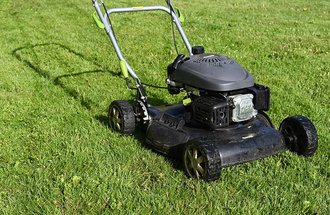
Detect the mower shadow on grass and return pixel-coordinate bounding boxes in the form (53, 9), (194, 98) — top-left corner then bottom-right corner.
(12, 42), (122, 111)
(53, 70), (122, 110)
(12, 42), (183, 169)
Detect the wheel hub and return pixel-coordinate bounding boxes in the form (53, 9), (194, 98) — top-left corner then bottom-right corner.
(111, 107), (122, 131)
(185, 146), (205, 178)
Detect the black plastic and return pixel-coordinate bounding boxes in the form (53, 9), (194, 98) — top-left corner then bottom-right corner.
(279, 116), (318, 156)
(192, 46), (205, 55)
(183, 141), (222, 181)
(192, 96), (230, 129)
(170, 54), (254, 91)
(199, 124), (285, 167)
(256, 111), (274, 128)
(248, 84), (270, 111)
(146, 105), (286, 166)
(171, 54), (185, 70)
(167, 85), (181, 95)
(167, 55), (185, 95)
(108, 100), (136, 135)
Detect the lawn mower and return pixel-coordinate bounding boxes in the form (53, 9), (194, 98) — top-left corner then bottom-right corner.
(92, 0), (318, 181)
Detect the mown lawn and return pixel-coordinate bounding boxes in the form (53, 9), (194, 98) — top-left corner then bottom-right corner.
(0, 0), (329, 214)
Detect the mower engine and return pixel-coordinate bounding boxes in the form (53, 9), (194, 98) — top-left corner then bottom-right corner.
(167, 48), (270, 129)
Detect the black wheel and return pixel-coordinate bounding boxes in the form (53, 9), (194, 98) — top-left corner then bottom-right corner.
(183, 142), (221, 181)
(279, 116), (318, 156)
(108, 100), (135, 135)
(256, 111), (274, 128)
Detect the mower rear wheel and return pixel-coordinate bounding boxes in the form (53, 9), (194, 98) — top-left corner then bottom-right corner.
(183, 142), (221, 181)
(256, 111), (274, 128)
(108, 100), (135, 135)
(279, 116), (318, 156)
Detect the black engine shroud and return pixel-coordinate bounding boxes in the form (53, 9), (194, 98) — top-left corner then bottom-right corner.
(167, 53), (254, 92)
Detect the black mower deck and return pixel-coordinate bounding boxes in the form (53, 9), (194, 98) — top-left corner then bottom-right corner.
(146, 104), (286, 166)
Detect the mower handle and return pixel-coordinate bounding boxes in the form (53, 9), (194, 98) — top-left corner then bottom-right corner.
(92, 0), (192, 84)
(92, 0), (175, 10)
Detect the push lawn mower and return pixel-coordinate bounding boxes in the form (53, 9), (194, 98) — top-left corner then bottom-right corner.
(92, 0), (318, 181)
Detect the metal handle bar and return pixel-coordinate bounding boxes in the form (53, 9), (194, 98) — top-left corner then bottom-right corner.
(92, 0), (192, 84)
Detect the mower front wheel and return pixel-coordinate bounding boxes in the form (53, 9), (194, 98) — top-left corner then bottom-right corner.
(183, 142), (221, 181)
(279, 116), (318, 156)
(108, 100), (135, 135)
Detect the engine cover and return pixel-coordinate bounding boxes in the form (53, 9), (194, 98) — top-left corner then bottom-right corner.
(171, 54), (254, 91)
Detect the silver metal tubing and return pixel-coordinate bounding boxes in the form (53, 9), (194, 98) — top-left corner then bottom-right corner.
(105, 6), (192, 54)
(93, 1), (193, 83)
(93, 2), (139, 81)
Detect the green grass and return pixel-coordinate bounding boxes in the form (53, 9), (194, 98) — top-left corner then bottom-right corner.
(0, 0), (329, 214)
